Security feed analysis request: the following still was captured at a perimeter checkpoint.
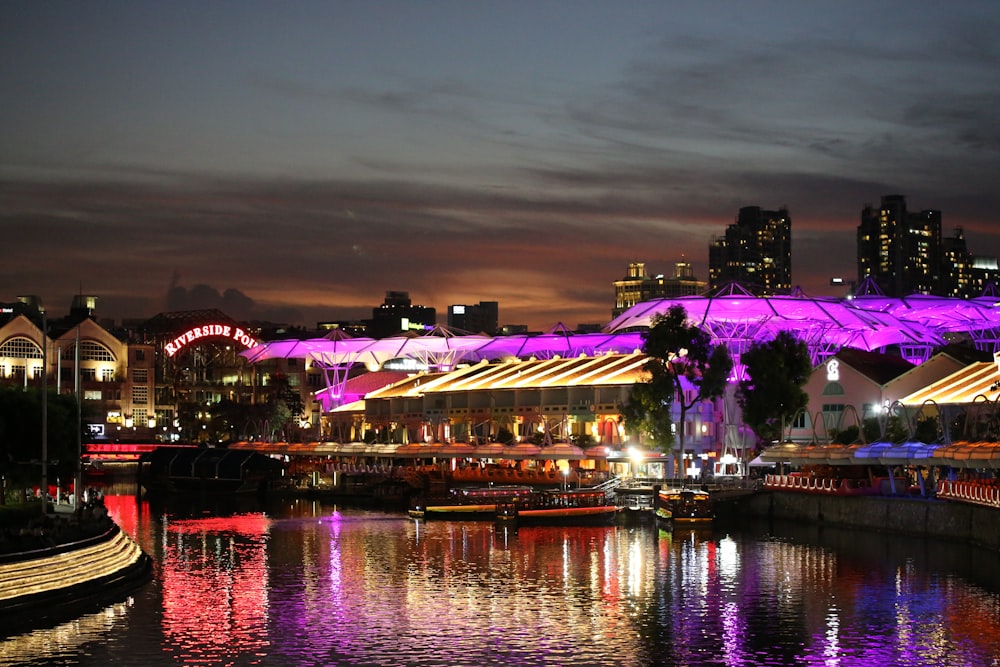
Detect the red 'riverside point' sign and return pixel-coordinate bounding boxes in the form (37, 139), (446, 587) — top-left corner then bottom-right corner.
(164, 324), (260, 357)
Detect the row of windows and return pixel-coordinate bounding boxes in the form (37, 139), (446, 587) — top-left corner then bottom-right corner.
(61, 341), (116, 362)
(0, 338), (42, 359)
(0, 338), (117, 362)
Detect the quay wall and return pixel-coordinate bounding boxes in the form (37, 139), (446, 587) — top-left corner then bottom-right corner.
(722, 491), (1000, 550)
(0, 518), (152, 632)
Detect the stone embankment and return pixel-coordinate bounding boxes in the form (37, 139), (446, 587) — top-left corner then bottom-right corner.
(723, 491), (1000, 550)
(0, 504), (152, 633)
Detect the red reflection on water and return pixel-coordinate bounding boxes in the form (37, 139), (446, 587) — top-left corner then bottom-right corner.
(159, 513), (272, 662)
(103, 494), (159, 556)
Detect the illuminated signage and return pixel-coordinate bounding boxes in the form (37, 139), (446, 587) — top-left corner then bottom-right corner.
(383, 358), (429, 371)
(165, 324), (259, 357)
(826, 359), (840, 382)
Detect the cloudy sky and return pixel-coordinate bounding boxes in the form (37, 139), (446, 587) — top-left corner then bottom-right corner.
(3, 2), (999, 330)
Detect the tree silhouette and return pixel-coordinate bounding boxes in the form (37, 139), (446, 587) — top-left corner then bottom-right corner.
(623, 305), (732, 476)
(737, 330), (811, 447)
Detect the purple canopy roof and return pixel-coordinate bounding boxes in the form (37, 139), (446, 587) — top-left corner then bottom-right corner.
(241, 286), (999, 408)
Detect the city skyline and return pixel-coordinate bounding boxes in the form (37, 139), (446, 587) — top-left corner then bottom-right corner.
(3, 2), (1000, 329)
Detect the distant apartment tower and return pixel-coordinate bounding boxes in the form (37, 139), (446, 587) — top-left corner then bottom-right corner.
(858, 197), (999, 298)
(368, 291), (436, 338)
(940, 227), (1000, 298)
(857, 195), (942, 297)
(447, 301), (499, 335)
(708, 206), (791, 295)
(612, 261), (706, 318)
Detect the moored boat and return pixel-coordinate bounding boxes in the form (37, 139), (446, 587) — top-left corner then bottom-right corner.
(408, 485), (533, 520)
(496, 488), (617, 527)
(615, 485), (656, 524)
(655, 488), (713, 525)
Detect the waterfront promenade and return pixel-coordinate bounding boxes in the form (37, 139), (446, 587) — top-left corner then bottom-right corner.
(0, 499), (152, 633)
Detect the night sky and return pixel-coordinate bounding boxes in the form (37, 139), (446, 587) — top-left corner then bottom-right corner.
(3, 2), (999, 330)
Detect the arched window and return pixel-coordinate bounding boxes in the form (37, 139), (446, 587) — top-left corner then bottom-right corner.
(0, 336), (43, 359)
(822, 382), (845, 396)
(61, 341), (116, 362)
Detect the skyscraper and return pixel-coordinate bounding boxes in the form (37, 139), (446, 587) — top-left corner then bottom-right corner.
(857, 194), (941, 296)
(708, 206), (791, 295)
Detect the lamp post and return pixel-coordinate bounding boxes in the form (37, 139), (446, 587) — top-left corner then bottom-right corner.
(74, 325), (82, 512)
(40, 312), (48, 514)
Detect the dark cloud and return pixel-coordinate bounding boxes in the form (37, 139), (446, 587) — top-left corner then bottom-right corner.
(4, 164), (999, 331)
(3, 4), (1000, 329)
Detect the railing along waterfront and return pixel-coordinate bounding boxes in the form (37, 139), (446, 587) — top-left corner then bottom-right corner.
(937, 479), (1000, 509)
(764, 473), (901, 496)
(765, 473), (1000, 510)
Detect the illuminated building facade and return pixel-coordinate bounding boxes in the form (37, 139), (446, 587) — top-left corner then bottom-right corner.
(940, 227), (1000, 298)
(857, 195), (998, 298)
(352, 353), (730, 478)
(857, 194), (942, 296)
(369, 291), (436, 338)
(612, 261), (706, 318)
(708, 206), (792, 295)
(0, 297), (324, 445)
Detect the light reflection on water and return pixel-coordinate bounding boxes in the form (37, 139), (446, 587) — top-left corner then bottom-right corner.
(2, 494), (1000, 666)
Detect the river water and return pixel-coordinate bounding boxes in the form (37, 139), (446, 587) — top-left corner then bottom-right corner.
(3, 490), (1000, 667)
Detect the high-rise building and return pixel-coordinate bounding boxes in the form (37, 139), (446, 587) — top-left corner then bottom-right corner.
(857, 195), (1000, 298)
(940, 227), (1000, 298)
(857, 195), (942, 297)
(708, 206), (791, 295)
(941, 227), (972, 298)
(612, 261), (706, 318)
(447, 301), (499, 334)
(369, 291), (436, 339)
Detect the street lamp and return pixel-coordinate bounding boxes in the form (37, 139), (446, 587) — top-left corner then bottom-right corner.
(628, 446), (643, 480)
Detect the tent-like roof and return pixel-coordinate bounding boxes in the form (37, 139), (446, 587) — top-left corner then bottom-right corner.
(240, 285), (1000, 409)
(605, 291), (946, 365)
(760, 439), (1000, 469)
(363, 353), (649, 399)
(899, 361), (1000, 405)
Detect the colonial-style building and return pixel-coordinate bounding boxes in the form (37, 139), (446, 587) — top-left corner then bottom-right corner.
(0, 297), (324, 445)
(787, 347), (982, 444)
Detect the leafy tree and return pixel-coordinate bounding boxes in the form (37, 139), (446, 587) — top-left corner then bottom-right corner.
(495, 427), (515, 445)
(737, 330), (812, 447)
(913, 414), (941, 443)
(623, 305), (733, 476)
(862, 417), (882, 444)
(830, 425), (860, 445)
(261, 373), (305, 442)
(0, 387), (84, 496)
(208, 398), (247, 445)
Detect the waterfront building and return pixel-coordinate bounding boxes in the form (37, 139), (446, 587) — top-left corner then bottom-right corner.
(0, 296), (143, 440)
(350, 353), (729, 479)
(612, 261), (706, 318)
(0, 297), (326, 446)
(786, 348), (978, 444)
(708, 206), (791, 295)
